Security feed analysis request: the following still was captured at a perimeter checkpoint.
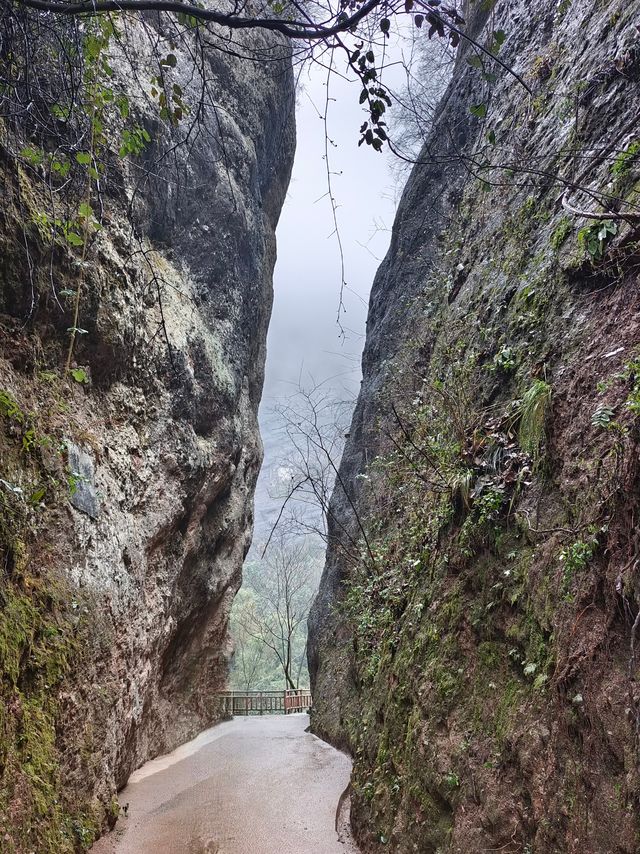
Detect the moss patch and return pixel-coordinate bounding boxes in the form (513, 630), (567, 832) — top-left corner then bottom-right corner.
(0, 383), (103, 852)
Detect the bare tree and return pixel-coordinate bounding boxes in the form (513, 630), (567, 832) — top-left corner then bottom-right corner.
(265, 383), (348, 542)
(237, 536), (315, 690)
(264, 380), (376, 569)
(229, 589), (269, 692)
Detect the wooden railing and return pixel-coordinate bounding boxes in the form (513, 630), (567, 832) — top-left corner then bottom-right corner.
(218, 689), (312, 716)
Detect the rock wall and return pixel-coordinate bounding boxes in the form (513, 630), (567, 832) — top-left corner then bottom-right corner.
(309, 0), (640, 851)
(0, 17), (295, 852)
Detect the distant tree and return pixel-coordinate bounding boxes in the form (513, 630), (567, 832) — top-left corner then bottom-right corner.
(265, 381), (376, 568)
(229, 589), (270, 693)
(265, 383), (349, 547)
(234, 537), (315, 690)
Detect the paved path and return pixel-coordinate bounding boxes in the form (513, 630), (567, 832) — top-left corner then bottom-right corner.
(91, 714), (357, 854)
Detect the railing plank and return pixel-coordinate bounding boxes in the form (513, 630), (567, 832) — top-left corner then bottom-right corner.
(218, 689), (312, 716)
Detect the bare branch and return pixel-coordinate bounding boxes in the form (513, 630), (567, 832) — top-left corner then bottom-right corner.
(12, 0), (383, 41)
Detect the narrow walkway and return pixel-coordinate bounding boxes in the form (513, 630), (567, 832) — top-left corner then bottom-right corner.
(91, 714), (357, 854)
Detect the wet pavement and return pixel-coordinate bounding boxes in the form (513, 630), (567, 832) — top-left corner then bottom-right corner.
(91, 714), (357, 854)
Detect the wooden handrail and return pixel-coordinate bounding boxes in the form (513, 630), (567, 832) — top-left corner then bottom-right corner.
(217, 690), (312, 716)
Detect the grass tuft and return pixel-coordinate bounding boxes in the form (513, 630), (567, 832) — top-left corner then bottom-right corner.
(517, 380), (551, 458)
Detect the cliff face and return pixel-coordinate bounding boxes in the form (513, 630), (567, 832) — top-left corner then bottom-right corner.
(0, 19), (294, 852)
(309, 1), (640, 851)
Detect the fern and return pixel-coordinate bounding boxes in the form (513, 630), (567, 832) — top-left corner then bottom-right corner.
(517, 380), (551, 457)
(591, 405), (614, 429)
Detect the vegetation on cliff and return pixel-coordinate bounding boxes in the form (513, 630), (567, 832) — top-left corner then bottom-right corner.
(0, 377), (113, 850)
(309, 1), (640, 851)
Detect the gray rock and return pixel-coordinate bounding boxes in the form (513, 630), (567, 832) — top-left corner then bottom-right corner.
(0, 15), (295, 847)
(67, 441), (100, 519)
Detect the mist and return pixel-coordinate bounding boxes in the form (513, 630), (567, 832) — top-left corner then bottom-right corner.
(253, 61), (400, 544)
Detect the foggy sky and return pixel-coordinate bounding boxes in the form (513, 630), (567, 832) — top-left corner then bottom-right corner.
(251, 60), (401, 542)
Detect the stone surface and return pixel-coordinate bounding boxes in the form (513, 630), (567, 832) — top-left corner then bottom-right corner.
(309, 1), (640, 851)
(67, 442), (100, 519)
(0, 17), (295, 852)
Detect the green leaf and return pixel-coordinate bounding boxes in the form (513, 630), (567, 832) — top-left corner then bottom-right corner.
(20, 146), (44, 166)
(65, 232), (84, 247)
(51, 103), (71, 120)
(380, 17), (390, 34)
(70, 368), (89, 383)
(51, 159), (70, 177)
(161, 53), (178, 68)
(116, 94), (130, 119)
(486, 129), (496, 145)
(30, 487), (47, 505)
(78, 202), (94, 219)
(470, 103), (488, 118)
(75, 152), (92, 165)
(591, 405), (614, 428)
(493, 29), (506, 46)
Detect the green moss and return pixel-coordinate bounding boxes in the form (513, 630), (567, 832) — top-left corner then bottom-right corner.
(506, 610), (554, 687)
(0, 573), (80, 851)
(500, 196), (552, 274)
(477, 640), (503, 670)
(611, 140), (640, 179)
(406, 785), (453, 846)
(0, 388), (103, 852)
(491, 680), (524, 744)
(559, 537), (598, 596)
(550, 216), (572, 250)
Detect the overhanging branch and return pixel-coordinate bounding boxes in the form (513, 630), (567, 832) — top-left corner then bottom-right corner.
(11, 0), (383, 40)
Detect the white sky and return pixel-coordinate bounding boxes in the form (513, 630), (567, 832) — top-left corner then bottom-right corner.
(252, 56), (402, 542)
(266, 61), (400, 399)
